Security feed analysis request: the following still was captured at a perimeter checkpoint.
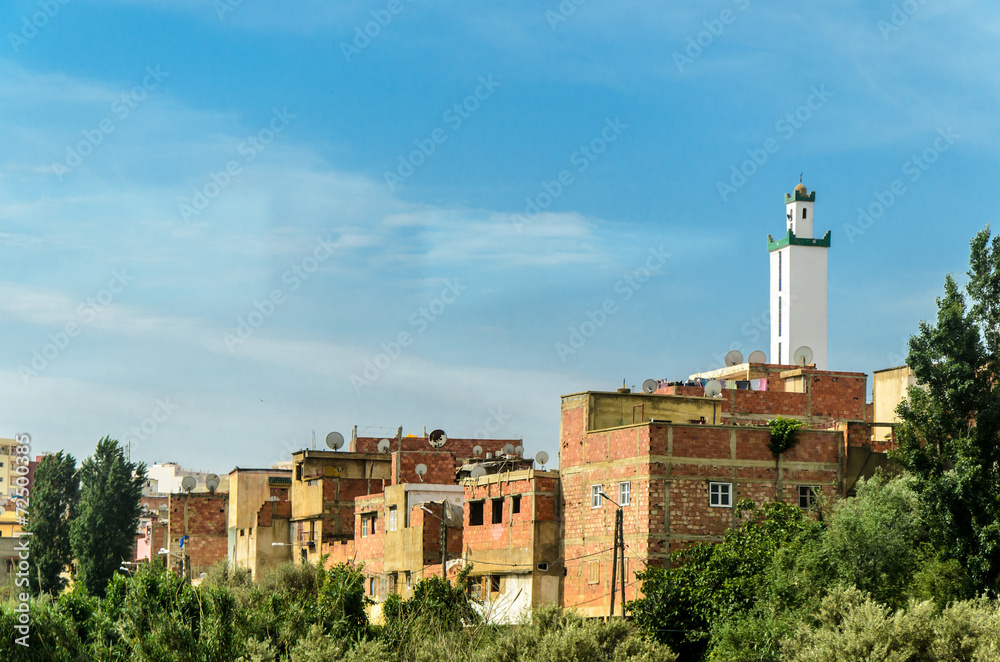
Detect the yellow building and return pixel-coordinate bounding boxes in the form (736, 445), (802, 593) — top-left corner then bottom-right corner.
(872, 365), (917, 442)
(0, 510), (23, 537)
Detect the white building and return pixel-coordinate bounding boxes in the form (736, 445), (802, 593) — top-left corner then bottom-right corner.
(143, 462), (229, 495)
(768, 181), (829, 369)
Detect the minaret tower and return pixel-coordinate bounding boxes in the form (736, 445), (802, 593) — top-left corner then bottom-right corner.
(768, 179), (830, 368)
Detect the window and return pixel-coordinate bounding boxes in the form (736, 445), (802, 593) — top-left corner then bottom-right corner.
(492, 499), (503, 524)
(778, 252), (782, 291)
(778, 342), (782, 364)
(778, 296), (782, 336)
(618, 482), (630, 506)
(802, 207), (807, 219)
(591, 485), (603, 508)
(537, 562), (549, 572)
(470, 501), (484, 526)
(511, 495), (521, 514)
(369, 577), (376, 595)
(587, 561), (600, 584)
(389, 506), (397, 532)
(799, 485), (819, 509)
(361, 516), (369, 538)
(490, 575), (501, 593)
(709, 482), (732, 508)
(406, 572), (411, 589)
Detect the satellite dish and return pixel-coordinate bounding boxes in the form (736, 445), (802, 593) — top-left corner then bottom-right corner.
(325, 431), (345, 451)
(143, 503), (150, 510)
(642, 379), (658, 394)
(428, 429), (447, 448)
(748, 350), (767, 364)
(535, 451), (549, 467)
(158, 504), (168, 511)
(414, 464), (427, 482)
(514, 445), (524, 457)
(503, 443), (515, 455)
(470, 466), (487, 479)
(704, 380), (723, 398)
(793, 346), (814, 367)
(725, 350), (744, 366)
(377, 439), (391, 453)
(473, 445), (483, 457)
(205, 474), (220, 493)
(181, 476), (196, 493)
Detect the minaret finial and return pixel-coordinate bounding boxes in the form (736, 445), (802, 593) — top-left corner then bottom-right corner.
(799, 172), (803, 183)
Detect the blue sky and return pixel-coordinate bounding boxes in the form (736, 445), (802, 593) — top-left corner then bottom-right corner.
(0, 0), (994, 472)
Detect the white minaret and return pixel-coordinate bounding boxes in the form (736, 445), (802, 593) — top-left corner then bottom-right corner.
(768, 180), (829, 369)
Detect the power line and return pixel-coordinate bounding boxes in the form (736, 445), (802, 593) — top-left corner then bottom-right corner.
(462, 546), (614, 569)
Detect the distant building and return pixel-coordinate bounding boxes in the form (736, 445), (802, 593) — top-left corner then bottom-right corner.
(144, 462), (230, 495)
(228, 467), (293, 580)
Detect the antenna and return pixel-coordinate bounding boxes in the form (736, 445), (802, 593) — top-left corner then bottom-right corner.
(793, 346), (814, 367)
(470, 466), (486, 479)
(428, 429), (447, 449)
(377, 439), (391, 453)
(535, 451), (549, 468)
(642, 379), (658, 394)
(325, 431), (345, 451)
(724, 350), (744, 367)
(704, 380), (723, 398)
(414, 464), (427, 482)
(205, 474), (220, 493)
(181, 476), (196, 493)
(473, 445), (483, 457)
(748, 350), (767, 364)
(312, 430), (316, 450)
(502, 443), (515, 456)
(514, 445), (524, 457)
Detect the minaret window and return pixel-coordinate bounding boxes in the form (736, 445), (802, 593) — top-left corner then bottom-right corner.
(778, 253), (782, 291)
(802, 208), (807, 219)
(778, 297), (782, 336)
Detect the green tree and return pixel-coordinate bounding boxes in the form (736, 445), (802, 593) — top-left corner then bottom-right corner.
(24, 451), (79, 595)
(69, 436), (146, 597)
(892, 226), (1000, 592)
(628, 500), (816, 659)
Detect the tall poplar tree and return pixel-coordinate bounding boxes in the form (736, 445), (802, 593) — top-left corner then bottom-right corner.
(893, 226), (1000, 593)
(70, 436), (146, 597)
(24, 451), (79, 594)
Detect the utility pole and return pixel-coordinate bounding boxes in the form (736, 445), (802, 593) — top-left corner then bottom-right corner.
(440, 514), (447, 579)
(602, 491), (626, 618)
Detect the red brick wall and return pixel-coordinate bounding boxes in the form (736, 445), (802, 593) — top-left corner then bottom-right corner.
(167, 492), (228, 576)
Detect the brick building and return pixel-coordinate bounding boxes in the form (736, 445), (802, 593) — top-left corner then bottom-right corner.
(462, 462), (561, 623)
(165, 491), (228, 578)
(558, 362), (887, 617)
(290, 432), (518, 567)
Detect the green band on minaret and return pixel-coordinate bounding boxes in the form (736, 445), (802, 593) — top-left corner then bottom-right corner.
(767, 229), (831, 252)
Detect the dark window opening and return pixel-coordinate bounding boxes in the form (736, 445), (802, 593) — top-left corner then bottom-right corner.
(802, 208), (807, 219)
(511, 495), (521, 514)
(469, 501), (484, 526)
(490, 575), (501, 593)
(492, 499), (503, 524)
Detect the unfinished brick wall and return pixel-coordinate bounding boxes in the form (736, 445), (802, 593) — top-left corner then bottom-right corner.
(167, 492), (228, 576)
(559, 384), (851, 617)
(353, 436), (517, 485)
